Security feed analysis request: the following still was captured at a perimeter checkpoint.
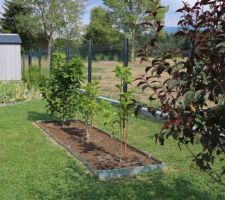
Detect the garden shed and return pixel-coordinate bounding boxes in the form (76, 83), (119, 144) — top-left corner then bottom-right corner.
(0, 34), (22, 81)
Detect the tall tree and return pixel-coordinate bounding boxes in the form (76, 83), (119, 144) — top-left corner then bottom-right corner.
(18, 0), (86, 67)
(84, 7), (124, 46)
(0, 0), (47, 50)
(103, 0), (167, 62)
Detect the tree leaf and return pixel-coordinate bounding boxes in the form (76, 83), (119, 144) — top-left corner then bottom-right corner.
(182, 91), (195, 109)
(195, 90), (204, 99)
(216, 42), (225, 49)
(137, 81), (146, 87)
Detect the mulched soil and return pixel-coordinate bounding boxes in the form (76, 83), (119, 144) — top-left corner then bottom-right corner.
(37, 120), (159, 170)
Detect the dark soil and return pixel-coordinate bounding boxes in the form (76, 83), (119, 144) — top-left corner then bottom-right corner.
(37, 120), (159, 170)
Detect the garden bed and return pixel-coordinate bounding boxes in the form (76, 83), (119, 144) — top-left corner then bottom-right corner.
(36, 120), (165, 180)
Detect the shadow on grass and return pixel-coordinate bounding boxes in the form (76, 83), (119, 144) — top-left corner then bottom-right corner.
(27, 111), (58, 122)
(46, 160), (217, 200)
(26, 113), (218, 200)
(25, 112), (220, 200)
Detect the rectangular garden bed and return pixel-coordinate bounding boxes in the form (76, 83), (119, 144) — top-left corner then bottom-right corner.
(36, 120), (165, 180)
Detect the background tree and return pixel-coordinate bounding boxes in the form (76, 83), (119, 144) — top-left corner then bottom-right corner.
(18, 0), (86, 67)
(84, 7), (124, 46)
(0, 0), (47, 50)
(103, 0), (167, 62)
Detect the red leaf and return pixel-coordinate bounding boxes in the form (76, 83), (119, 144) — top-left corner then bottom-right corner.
(176, 8), (185, 13)
(145, 66), (153, 73)
(175, 31), (186, 37)
(150, 38), (157, 47)
(152, 11), (158, 17)
(157, 25), (164, 33)
(137, 81), (146, 87)
(142, 85), (150, 91)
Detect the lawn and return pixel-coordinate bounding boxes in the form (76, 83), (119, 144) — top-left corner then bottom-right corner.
(0, 100), (224, 200)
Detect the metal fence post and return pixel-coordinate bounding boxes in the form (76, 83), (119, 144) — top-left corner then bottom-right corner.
(38, 48), (42, 69)
(28, 50), (32, 67)
(123, 38), (129, 93)
(88, 40), (92, 83)
(66, 46), (70, 62)
(22, 54), (25, 75)
(49, 46), (52, 71)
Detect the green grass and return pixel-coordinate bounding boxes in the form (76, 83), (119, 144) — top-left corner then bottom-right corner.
(0, 100), (224, 199)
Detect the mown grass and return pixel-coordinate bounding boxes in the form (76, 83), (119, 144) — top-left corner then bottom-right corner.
(0, 100), (224, 200)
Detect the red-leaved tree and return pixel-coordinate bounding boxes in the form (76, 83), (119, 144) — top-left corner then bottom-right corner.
(136, 0), (225, 185)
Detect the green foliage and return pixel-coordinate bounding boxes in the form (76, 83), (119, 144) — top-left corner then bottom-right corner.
(22, 65), (46, 91)
(143, 32), (189, 57)
(84, 7), (124, 46)
(103, 0), (168, 61)
(0, 0), (48, 50)
(43, 53), (83, 126)
(94, 53), (104, 62)
(101, 101), (119, 137)
(113, 64), (136, 157)
(113, 54), (119, 61)
(79, 82), (99, 140)
(53, 38), (83, 49)
(0, 81), (32, 103)
(182, 91), (195, 109)
(20, 0), (85, 45)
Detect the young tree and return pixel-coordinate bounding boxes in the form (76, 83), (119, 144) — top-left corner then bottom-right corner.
(18, 0), (86, 68)
(0, 0), (47, 50)
(103, 0), (167, 62)
(137, 0), (225, 185)
(43, 53), (83, 127)
(114, 64), (136, 158)
(84, 7), (124, 46)
(79, 82), (99, 141)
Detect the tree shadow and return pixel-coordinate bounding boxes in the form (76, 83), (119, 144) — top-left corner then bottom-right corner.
(25, 113), (222, 200)
(27, 111), (58, 122)
(63, 127), (86, 138)
(46, 160), (220, 200)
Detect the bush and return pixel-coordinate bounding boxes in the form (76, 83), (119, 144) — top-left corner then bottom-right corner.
(103, 54), (109, 61)
(94, 53), (103, 62)
(43, 53), (83, 126)
(112, 54), (119, 61)
(0, 81), (29, 103)
(22, 65), (47, 90)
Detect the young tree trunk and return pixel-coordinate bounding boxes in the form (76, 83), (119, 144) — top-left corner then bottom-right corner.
(130, 27), (136, 63)
(85, 125), (91, 142)
(124, 122), (128, 157)
(120, 121), (123, 162)
(47, 39), (52, 71)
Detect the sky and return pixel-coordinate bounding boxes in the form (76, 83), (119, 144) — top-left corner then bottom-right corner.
(83, 0), (197, 26)
(0, 0), (197, 27)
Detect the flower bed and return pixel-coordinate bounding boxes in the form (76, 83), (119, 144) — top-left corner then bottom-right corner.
(37, 120), (165, 180)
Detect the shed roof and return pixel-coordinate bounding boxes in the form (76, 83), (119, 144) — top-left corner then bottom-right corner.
(0, 34), (22, 44)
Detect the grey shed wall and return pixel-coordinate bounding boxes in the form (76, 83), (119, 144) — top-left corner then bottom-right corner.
(0, 34), (22, 81)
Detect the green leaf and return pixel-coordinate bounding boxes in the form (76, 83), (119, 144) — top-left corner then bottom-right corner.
(216, 42), (225, 49)
(182, 91), (195, 109)
(195, 90), (204, 99)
